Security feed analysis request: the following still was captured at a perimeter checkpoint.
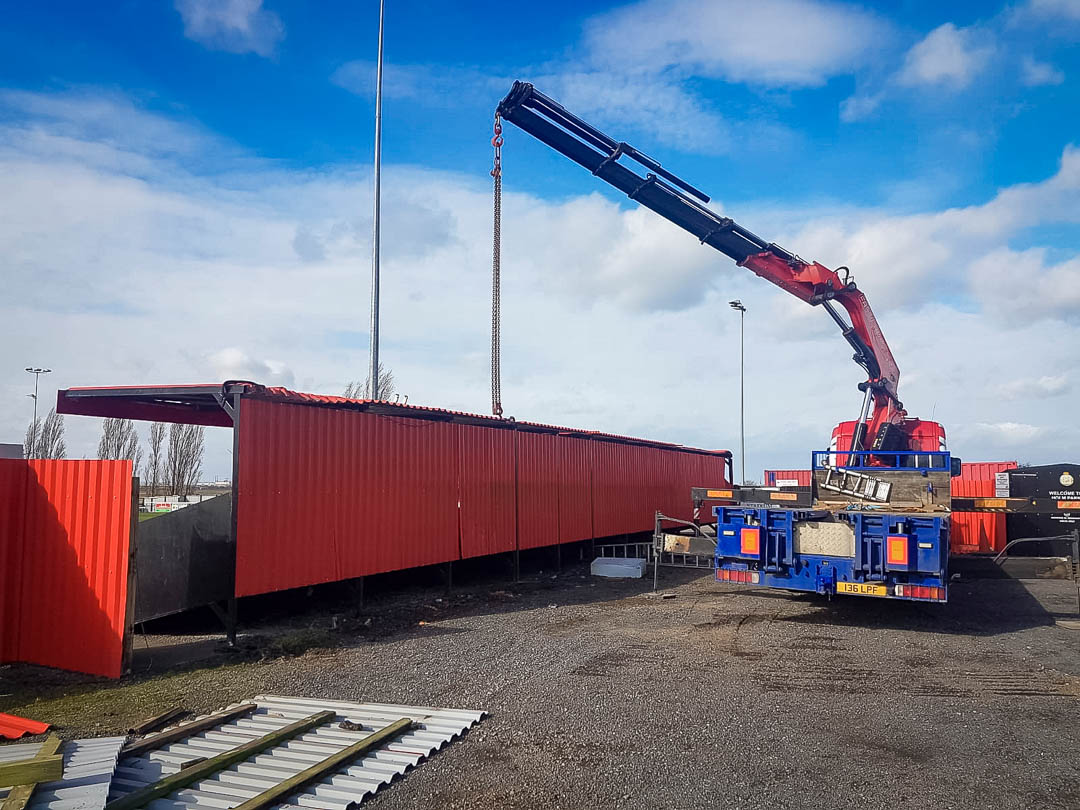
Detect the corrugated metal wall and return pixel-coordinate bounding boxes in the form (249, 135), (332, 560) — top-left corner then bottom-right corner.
(0, 459), (133, 678)
(951, 461), (1018, 554)
(516, 431), (561, 551)
(458, 424), (515, 559)
(235, 399), (729, 597)
(236, 399), (461, 596)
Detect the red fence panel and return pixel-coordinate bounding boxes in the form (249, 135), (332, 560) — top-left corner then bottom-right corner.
(950, 461), (1018, 554)
(459, 424), (516, 559)
(235, 398), (461, 597)
(515, 431), (560, 551)
(557, 437), (593, 544)
(0, 459), (132, 678)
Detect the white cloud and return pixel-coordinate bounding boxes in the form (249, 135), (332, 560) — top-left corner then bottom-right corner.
(209, 348), (294, 387)
(530, 71), (731, 154)
(175, 0), (284, 57)
(971, 422), (1047, 443)
(1022, 0), (1080, 21)
(1020, 56), (1065, 86)
(839, 92), (884, 123)
(898, 23), (994, 89)
(769, 145), (1080, 312)
(331, 61), (506, 104)
(998, 374), (1070, 399)
(0, 89), (1076, 477)
(968, 248), (1080, 323)
(583, 0), (890, 87)
(331, 0), (882, 152)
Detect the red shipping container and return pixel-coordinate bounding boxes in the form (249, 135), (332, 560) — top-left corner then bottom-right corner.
(950, 461), (1018, 554)
(763, 469), (812, 487)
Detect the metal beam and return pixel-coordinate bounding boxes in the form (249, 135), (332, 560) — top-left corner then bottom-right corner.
(107, 711), (336, 810)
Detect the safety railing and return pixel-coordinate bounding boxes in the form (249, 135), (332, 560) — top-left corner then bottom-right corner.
(812, 450), (951, 473)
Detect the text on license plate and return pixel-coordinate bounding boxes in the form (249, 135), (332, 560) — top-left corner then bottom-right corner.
(837, 581), (888, 597)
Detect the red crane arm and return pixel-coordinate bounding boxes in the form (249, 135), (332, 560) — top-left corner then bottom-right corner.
(497, 81), (911, 449)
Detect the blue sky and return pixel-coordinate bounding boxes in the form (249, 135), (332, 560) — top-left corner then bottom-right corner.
(5, 0), (1077, 206)
(1, 0), (1078, 477)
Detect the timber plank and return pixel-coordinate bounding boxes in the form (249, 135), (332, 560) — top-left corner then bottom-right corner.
(120, 703), (257, 758)
(0, 735), (64, 810)
(0, 756), (63, 790)
(230, 718), (413, 810)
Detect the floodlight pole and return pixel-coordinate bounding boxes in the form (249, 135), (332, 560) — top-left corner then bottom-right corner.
(729, 301), (746, 484)
(25, 367), (51, 458)
(368, 0), (385, 400)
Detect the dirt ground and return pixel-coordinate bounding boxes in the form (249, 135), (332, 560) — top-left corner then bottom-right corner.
(2, 553), (1079, 810)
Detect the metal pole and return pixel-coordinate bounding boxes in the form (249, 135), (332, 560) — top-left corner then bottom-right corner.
(740, 307), (745, 485)
(730, 300), (746, 484)
(32, 373), (39, 457)
(368, 0), (385, 401)
(25, 367), (50, 458)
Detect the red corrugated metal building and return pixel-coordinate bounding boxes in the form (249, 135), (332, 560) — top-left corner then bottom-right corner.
(950, 461), (1018, 554)
(59, 383), (732, 599)
(0, 459), (134, 678)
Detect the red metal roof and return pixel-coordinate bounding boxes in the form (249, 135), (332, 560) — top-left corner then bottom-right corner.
(57, 383), (731, 457)
(0, 712), (50, 740)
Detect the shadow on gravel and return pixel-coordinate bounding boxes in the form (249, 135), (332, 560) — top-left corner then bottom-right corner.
(776, 577), (1062, 636)
(121, 538), (676, 672)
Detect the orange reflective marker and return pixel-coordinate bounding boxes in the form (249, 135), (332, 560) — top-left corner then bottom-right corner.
(740, 527), (760, 556)
(887, 535), (909, 566)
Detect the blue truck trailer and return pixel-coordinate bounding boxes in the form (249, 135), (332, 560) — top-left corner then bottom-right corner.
(710, 451), (954, 603)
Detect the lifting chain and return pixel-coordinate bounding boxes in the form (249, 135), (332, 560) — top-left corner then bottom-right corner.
(490, 112), (504, 418)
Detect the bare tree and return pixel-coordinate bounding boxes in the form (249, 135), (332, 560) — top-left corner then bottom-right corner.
(97, 418), (143, 475)
(23, 419), (38, 459)
(147, 421), (166, 496)
(25, 409), (66, 459)
(165, 423), (205, 497)
(344, 363), (396, 401)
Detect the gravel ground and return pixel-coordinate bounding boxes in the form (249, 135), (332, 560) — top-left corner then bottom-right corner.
(2, 559), (1078, 810)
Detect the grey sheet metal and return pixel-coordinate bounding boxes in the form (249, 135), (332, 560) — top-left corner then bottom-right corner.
(108, 695), (486, 809)
(0, 737), (127, 810)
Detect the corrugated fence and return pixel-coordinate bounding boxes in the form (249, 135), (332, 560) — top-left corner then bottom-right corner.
(235, 398), (729, 597)
(0, 459), (133, 678)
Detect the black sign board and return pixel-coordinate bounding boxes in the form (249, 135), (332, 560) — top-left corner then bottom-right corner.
(1004, 463), (1079, 553)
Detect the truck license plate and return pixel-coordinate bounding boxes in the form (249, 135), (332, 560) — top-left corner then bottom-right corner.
(837, 581), (888, 597)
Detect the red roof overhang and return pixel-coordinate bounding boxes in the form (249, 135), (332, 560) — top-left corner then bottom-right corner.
(57, 384), (236, 427)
